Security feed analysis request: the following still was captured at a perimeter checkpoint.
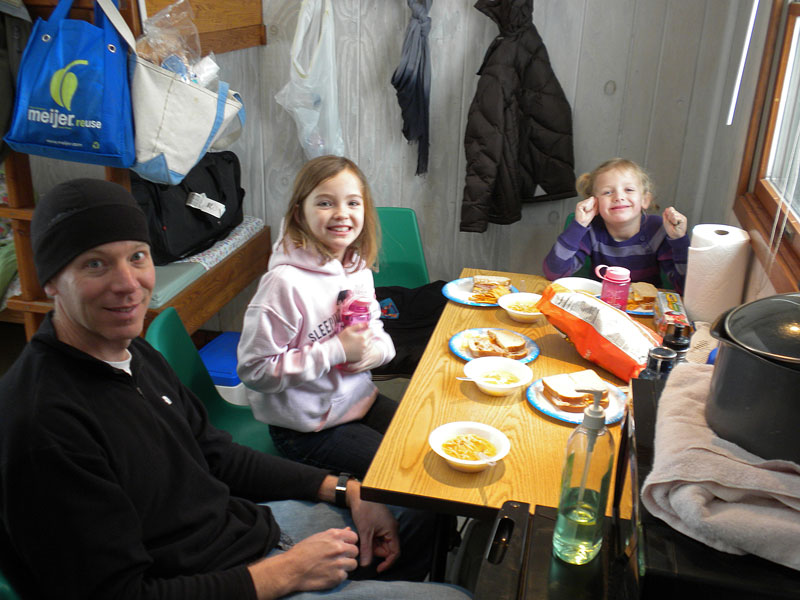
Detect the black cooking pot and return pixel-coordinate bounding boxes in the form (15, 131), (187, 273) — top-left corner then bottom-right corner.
(706, 293), (800, 463)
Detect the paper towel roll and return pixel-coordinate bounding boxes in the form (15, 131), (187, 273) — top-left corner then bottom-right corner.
(683, 224), (751, 323)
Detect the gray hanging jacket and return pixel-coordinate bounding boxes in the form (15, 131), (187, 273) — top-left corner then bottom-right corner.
(460, 0), (575, 233)
(391, 0), (432, 176)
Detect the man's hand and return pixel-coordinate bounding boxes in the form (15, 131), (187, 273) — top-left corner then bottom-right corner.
(345, 480), (400, 573)
(247, 528), (359, 599)
(575, 196), (598, 226)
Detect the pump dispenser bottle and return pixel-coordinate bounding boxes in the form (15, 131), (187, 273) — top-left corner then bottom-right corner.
(552, 388), (616, 565)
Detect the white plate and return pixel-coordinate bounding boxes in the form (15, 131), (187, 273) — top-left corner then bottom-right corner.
(525, 377), (626, 425)
(449, 328), (540, 364)
(442, 277), (519, 307)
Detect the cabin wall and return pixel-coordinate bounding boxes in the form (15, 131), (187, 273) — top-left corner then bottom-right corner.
(29, 0), (771, 331)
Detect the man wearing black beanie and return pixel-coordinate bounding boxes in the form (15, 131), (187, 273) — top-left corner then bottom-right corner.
(0, 179), (468, 600)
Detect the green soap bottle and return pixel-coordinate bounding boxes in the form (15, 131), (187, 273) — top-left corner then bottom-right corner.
(552, 388), (616, 565)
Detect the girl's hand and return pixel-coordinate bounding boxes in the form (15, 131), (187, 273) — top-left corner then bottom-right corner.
(338, 323), (373, 363)
(575, 197), (598, 226)
(662, 207), (687, 239)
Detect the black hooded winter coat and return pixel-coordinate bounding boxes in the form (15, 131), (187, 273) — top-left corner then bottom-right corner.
(460, 0), (575, 233)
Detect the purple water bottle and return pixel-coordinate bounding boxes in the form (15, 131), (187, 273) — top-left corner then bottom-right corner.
(594, 265), (631, 311)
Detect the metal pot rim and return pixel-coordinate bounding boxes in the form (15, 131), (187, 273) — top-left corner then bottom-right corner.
(724, 293), (800, 365)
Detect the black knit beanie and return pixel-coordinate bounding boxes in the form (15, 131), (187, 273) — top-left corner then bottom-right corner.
(31, 179), (151, 286)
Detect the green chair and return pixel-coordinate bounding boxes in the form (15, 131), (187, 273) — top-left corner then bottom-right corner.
(144, 308), (278, 455)
(0, 570), (21, 600)
(374, 207), (430, 288)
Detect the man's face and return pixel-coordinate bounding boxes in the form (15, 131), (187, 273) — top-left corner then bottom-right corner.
(44, 240), (155, 361)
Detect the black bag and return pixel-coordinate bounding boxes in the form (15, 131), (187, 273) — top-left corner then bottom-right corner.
(372, 281), (448, 378)
(131, 151), (245, 265)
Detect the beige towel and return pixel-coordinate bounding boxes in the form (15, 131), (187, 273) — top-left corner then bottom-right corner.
(641, 362), (800, 571)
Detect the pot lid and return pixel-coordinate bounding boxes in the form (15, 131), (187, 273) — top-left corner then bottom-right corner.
(725, 293), (800, 364)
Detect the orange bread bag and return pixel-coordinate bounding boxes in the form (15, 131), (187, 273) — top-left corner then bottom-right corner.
(536, 284), (662, 381)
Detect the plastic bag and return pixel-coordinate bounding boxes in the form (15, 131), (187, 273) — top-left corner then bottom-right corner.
(536, 283), (662, 381)
(275, 0), (345, 159)
(136, 0), (218, 88)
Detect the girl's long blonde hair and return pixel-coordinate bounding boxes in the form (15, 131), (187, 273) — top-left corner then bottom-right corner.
(282, 155), (380, 271)
(576, 158), (654, 202)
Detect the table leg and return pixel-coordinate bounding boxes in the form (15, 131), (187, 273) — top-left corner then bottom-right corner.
(431, 513), (455, 582)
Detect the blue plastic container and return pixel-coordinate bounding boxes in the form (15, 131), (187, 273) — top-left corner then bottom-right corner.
(198, 332), (248, 405)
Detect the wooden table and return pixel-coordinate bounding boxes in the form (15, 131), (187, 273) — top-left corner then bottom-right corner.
(362, 268), (637, 521)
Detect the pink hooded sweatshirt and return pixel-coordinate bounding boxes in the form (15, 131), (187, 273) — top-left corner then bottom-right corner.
(237, 237), (395, 432)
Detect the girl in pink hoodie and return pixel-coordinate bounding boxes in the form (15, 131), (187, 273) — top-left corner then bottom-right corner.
(237, 156), (397, 478)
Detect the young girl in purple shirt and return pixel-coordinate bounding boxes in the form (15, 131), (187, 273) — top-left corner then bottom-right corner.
(543, 158), (690, 293)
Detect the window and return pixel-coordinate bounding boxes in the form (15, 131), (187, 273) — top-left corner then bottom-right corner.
(736, 0), (800, 293)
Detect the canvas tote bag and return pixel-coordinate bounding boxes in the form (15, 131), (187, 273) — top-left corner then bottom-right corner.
(96, 0), (245, 185)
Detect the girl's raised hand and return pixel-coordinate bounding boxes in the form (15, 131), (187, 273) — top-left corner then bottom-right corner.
(575, 196), (598, 226)
(662, 206), (687, 239)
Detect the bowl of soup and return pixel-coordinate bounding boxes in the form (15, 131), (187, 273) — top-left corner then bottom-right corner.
(428, 421), (511, 472)
(498, 292), (544, 323)
(463, 356), (534, 396)
(552, 277), (602, 296)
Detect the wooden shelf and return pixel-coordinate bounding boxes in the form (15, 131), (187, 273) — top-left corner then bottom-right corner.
(142, 0), (265, 54)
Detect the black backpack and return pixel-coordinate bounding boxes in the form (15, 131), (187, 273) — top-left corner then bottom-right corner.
(372, 281), (448, 378)
(131, 151), (245, 265)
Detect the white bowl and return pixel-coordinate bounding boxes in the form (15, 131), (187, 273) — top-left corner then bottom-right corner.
(463, 356), (534, 396)
(428, 421), (511, 473)
(498, 292), (544, 323)
(552, 277), (602, 296)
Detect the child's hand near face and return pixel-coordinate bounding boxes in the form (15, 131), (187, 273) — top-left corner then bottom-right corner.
(575, 196), (598, 227)
(338, 323), (373, 364)
(662, 207), (687, 239)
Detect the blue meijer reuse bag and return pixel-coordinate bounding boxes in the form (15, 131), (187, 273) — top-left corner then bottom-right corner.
(3, 0), (134, 167)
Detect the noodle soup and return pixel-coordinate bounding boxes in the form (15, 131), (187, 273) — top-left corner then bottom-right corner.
(429, 421), (511, 472)
(442, 433), (497, 461)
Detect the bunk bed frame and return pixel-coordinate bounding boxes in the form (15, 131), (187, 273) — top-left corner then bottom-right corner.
(0, 152), (270, 339)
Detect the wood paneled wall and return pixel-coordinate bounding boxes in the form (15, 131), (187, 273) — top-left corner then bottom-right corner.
(28, 0), (773, 331)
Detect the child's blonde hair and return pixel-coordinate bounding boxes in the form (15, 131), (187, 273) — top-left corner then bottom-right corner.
(282, 155), (380, 272)
(576, 158), (654, 202)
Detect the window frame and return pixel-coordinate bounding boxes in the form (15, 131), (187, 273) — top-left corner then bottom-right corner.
(735, 0), (800, 293)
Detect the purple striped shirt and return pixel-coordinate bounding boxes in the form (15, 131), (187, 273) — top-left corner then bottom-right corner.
(543, 214), (689, 293)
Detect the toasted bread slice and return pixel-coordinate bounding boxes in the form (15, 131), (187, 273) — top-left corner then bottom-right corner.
(541, 370), (609, 413)
(630, 281), (658, 302)
(488, 329), (526, 353)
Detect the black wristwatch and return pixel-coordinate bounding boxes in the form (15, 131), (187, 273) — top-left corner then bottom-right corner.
(335, 472), (353, 508)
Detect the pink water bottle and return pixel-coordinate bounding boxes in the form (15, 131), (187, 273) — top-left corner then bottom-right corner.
(594, 265), (630, 310)
(340, 296), (372, 328)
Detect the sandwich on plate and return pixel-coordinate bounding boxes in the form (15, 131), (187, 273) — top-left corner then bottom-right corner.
(467, 329), (528, 360)
(469, 275), (512, 303)
(628, 281), (658, 311)
(541, 369), (609, 412)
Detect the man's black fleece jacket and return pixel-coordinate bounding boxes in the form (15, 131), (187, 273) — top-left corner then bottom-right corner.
(0, 314), (329, 599)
